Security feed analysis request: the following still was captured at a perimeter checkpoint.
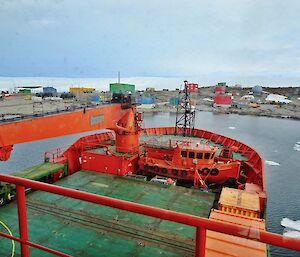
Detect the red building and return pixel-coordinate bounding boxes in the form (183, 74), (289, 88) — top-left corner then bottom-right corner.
(214, 95), (232, 107)
(215, 86), (226, 94)
(187, 83), (199, 93)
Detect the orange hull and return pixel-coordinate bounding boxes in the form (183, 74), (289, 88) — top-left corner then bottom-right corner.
(138, 156), (240, 184)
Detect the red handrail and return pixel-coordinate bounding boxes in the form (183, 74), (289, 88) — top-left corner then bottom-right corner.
(0, 173), (299, 257)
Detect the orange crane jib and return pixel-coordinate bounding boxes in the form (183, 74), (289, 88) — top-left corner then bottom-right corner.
(0, 105), (129, 161)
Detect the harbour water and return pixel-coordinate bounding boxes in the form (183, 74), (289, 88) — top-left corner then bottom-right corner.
(1, 111), (300, 257)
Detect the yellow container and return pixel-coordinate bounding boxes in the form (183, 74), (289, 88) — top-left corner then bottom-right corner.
(218, 187), (260, 218)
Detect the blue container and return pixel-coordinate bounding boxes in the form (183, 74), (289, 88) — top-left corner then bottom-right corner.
(136, 96), (155, 104)
(43, 87), (57, 94)
(136, 96), (142, 104)
(141, 96), (155, 104)
(169, 97), (179, 106)
(90, 95), (101, 102)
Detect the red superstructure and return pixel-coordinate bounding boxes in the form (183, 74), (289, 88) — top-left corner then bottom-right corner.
(138, 139), (240, 184)
(56, 121), (266, 214)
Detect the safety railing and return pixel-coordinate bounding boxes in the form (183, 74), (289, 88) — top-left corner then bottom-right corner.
(44, 147), (68, 163)
(0, 173), (300, 257)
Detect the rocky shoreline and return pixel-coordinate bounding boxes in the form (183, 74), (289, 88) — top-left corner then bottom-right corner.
(138, 104), (300, 120)
(138, 86), (300, 121)
(1, 86), (299, 121)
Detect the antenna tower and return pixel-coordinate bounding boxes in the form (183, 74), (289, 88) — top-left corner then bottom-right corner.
(175, 80), (195, 136)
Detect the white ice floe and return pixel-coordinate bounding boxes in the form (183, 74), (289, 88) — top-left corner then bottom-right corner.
(228, 126), (236, 130)
(293, 142), (300, 152)
(265, 160), (280, 166)
(283, 230), (300, 238)
(281, 218), (300, 231)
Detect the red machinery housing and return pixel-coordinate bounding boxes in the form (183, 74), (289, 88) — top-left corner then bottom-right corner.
(114, 108), (142, 154)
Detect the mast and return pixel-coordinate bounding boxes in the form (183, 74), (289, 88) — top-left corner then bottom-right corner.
(175, 80), (195, 137)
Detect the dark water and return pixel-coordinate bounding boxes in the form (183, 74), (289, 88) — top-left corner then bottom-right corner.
(1, 111), (300, 257)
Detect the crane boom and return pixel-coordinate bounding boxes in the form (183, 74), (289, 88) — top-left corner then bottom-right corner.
(0, 104), (128, 161)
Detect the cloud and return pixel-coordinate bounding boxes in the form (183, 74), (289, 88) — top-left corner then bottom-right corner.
(0, 0), (300, 79)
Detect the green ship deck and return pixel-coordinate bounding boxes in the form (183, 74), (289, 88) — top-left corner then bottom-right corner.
(12, 162), (65, 181)
(0, 171), (215, 257)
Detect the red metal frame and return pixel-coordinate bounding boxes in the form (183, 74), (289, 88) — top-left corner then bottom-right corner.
(0, 173), (300, 257)
(16, 185), (29, 257)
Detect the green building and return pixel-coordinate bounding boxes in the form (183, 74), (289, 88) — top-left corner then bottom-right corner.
(109, 83), (135, 93)
(18, 89), (31, 94)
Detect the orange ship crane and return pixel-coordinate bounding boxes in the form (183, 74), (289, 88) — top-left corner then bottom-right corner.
(0, 105), (129, 161)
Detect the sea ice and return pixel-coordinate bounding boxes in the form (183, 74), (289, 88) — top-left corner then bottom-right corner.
(281, 218), (300, 231)
(283, 230), (300, 238)
(293, 142), (300, 151)
(265, 160), (280, 166)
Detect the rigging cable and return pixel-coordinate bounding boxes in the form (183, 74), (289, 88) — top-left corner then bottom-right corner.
(0, 219), (15, 257)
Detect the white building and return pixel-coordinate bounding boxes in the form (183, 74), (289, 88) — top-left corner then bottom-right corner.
(265, 94), (292, 104)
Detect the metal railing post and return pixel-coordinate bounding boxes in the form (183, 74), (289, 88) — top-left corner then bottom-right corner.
(195, 227), (206, 257)
(16, 185), (29, 257)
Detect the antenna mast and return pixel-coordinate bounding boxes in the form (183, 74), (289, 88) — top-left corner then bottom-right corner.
(175, 80), (195, 137)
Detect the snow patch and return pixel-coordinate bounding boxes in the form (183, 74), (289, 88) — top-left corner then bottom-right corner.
(265, 160), (280, 166)
(293, 142), (300, 151)
(203, 98), (214, 102)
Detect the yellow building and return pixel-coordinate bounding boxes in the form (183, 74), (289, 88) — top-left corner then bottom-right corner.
(69, 87), (95, 94)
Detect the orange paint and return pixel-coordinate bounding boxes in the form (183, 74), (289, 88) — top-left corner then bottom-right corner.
(112, 107), (141, 154)
(0, 105), (129, 160)
(206, 209), (267, 257)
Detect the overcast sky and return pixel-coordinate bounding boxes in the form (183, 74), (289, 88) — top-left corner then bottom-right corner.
(0, 0), (300, 82)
